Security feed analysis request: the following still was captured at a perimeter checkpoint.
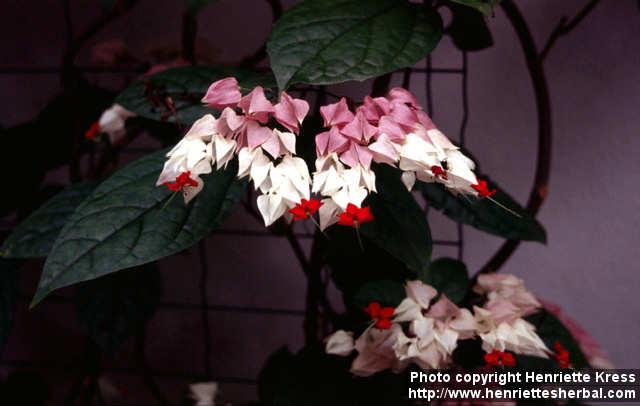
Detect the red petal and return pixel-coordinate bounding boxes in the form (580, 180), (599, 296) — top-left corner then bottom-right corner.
(379, 307), (394, 319)
(355, 206), (374, 223)
(502, 352), (516, 367)
(375, 318), (392, 330)
(84, 121), (101, 140)
(345, 203), (360, 216)
(288, 205), (308, 221)
(304, 198), (323, 214)
(337, 211), (355, 227)
(364, 302), (381, 318)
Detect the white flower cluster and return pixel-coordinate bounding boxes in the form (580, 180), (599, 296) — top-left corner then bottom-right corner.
(325, 274), (549, 376)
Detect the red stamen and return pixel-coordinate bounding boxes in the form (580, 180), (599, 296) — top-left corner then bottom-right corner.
(163, 171), (198, 192)
(471, 179), (497, 198)
(337, 203), (374, 227)
(484, 350), (516, 367)
(84, 121), (101, 140)
(288, 198), (323, 221)
(430, 165), (448, 180)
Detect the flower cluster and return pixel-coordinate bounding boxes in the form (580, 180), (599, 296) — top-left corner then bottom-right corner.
(156, 77), (312, 226)
(312, 88), (490, 230)
(155, 77), (498, 230)
(324, 274), (550, 376)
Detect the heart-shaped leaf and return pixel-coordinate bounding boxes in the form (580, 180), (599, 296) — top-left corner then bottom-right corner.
(418, 178), (546, 242)
(267, 0), (443, 89)
(421, 257), (469, 304)
(32, 150), (246, 306)
(447, 3), (494, 51)
(1, 182), (97, 258)
(115, 66), (276, 125)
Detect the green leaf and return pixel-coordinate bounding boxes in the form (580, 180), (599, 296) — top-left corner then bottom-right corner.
(421, 257), (469, 304)
(1, 182), (97, 258)
(76, 264), (162, 352)
(32, 150), (246, 306)
(448, 0), (500, 16)
(362, 165), (432, 273)
(185, 0), (219, 16)
(447, 3), (494, 51)
(0, 259), (19, 353)
(115, 66), (276, 125)
(418, 178), (546, 242)
(525, 310), (591, 369)
(267, 0), (443, 89)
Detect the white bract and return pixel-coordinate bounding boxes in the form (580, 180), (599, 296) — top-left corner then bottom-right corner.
(98, 103), (136, 144)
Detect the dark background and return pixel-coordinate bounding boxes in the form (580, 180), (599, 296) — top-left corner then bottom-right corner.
(1, 0), (638, 403)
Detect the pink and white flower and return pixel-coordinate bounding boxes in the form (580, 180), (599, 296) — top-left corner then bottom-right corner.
(158, 77), (311, 220)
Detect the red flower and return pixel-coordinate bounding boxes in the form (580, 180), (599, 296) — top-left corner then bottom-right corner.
(471, 179), (497, 198)
(163, 171), (198, 192)
(364, 301), (395, 330)
(553, 341), (571, 369)
(84, 121), (101, 140)
(484, 350), (516, 367)
(430, 165), (448, 180)
(337, 203), (374, 227)
(288, 198), (323, 221)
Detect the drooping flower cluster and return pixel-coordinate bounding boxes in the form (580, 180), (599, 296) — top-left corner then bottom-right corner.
(324, 274), (550, 377)
(155, 77), (499, 230)
(156, 77), (312, 226)
(472, 274), (548, 358)
(312, 88), (490, 230)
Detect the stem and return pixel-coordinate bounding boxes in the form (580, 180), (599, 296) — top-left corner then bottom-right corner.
(540, 0), (601, 60)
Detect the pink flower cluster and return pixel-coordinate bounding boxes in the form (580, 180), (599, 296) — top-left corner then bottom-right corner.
(315, 88), (437, 170)
(201, 77), (309, 157)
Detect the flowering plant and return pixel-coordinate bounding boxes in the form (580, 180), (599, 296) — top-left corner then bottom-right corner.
(0, 0), (608, 404)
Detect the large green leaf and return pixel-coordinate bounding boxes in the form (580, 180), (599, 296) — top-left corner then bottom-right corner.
(421, 257), (469, 304)
(32, 150), (246, 306)
(448, 0), (500, 15)
(361, 165), (432, 274)
(115, 66), (276, 125)
(76, 264), (162, 352)
(1, 182), (97, 258)
(0, 259), (19, 353)
(418, 178), (546, 242)
(267, 0), (443, 89)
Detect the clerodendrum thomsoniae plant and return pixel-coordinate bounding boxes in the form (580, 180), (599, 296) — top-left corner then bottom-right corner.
(0, 0), (604, 404)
